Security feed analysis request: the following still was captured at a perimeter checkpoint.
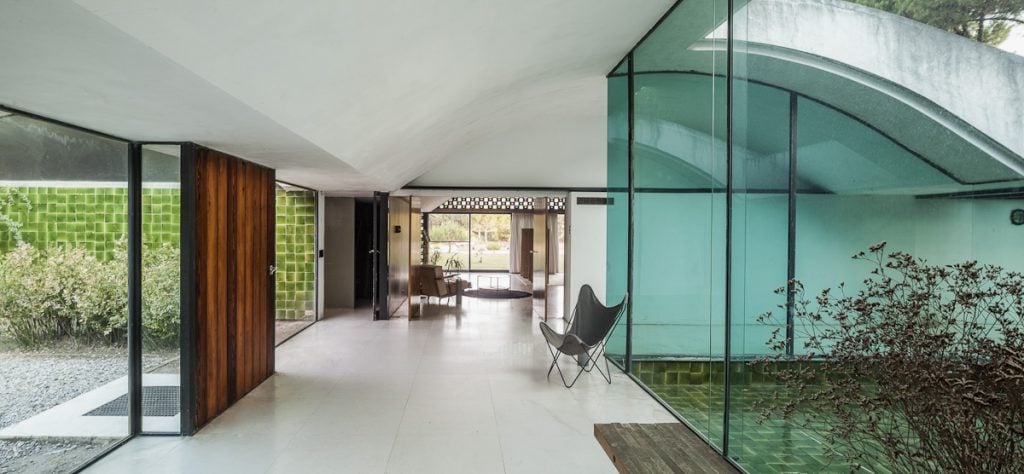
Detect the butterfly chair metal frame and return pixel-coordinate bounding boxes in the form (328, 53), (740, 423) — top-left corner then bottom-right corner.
(540, 285), (627, 388)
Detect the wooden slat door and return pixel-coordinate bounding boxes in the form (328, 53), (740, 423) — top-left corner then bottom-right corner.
(194, 148), (275, 428)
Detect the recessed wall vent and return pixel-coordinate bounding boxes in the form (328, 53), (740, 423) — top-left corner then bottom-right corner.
(576, 197), (613, 206)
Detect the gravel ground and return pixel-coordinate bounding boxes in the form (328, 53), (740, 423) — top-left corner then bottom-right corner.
(0, 439), (114, 474)
(0, 344), (177, 472)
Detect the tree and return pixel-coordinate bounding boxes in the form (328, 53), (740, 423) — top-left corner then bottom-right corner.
(852, 0), (1024, 45)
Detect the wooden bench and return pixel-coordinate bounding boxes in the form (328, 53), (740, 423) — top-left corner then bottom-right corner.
(594, 423), (739, 474)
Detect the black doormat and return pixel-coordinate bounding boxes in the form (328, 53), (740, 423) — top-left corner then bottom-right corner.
(462, 289), (532, 299)
(85, 386), (180, 417)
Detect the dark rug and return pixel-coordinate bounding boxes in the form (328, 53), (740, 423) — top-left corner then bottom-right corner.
(462, 288), (532, 299)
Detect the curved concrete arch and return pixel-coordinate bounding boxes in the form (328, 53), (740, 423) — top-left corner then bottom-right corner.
(636, 0), (1024, 185)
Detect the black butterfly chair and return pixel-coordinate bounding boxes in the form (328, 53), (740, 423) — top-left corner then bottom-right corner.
(539, 285), (627, 388)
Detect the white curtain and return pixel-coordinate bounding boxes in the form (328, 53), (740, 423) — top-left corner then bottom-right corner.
(509, 212), (533, 274)
(547, 213), (560, 273)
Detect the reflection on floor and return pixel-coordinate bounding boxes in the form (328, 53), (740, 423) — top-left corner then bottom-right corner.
(88, 296), (678, 473)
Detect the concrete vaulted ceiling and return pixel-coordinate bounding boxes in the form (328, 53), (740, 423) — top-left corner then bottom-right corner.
(0, 0), (673, 192)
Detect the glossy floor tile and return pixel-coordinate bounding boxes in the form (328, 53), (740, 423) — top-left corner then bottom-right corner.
(86, 298), (677, 473)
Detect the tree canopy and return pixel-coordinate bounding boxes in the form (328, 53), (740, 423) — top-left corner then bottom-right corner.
(851, 0), (1024, 45)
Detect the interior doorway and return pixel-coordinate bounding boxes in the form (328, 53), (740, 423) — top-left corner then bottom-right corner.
(411, 194), (566, 320)
(353, 198), (374, 307)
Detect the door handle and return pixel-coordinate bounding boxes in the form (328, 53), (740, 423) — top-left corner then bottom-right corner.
(269, 265), (277, 276)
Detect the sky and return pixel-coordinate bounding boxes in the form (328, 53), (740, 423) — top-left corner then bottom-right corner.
(999, 25), (1024, 55)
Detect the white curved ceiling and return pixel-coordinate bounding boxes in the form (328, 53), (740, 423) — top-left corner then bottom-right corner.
(0, 0), (672, 191)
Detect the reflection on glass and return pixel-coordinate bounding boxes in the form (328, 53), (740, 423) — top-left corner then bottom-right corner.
(610, 0), (1024, 471)
(605, 59), (630, 366)
(628, 0), (728, 447)
(275, 183), (317, 344)
(0, 110), (130, 469)
(141, 144), (182, 434)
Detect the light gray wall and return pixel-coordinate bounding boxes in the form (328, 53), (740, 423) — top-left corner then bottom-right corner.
(565, 192), (608, 320)
(324, 197), (355, 309)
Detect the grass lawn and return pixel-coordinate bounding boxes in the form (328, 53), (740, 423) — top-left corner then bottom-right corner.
(432, 251), (509, 271)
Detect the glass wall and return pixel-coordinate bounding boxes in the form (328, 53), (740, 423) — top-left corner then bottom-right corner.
(609, 0), (1024, 471)
(605, 59), (630, 366)
(427, 213), (512, 272)
(628, 0), (729, 446)
(427, 213), (470, 269)
(470, 214), (511, 271)
(275, 183), (318, 344)
(141, 144), (182, 434)
(0, 110), (131, 470)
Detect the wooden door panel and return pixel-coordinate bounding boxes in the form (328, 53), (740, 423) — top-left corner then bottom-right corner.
(520, 228), (533, 279)
(194, 148), (275, 428)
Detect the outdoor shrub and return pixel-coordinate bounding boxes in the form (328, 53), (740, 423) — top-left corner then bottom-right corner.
(486, 242), (500, 251)
(0, 240), (180, 348)
(141, 242), (180, 349)
(106, 239), (180, 348)
(0, 243), (124, 346)
(756, 242), (1024, 473)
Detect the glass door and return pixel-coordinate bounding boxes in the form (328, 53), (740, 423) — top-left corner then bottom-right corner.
(274, 182), (318, 343)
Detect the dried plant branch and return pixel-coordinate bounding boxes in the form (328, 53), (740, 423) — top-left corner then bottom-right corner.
(755, 242), (1024, 473)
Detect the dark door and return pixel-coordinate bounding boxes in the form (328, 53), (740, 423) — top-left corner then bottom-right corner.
(520, 228), (533, 279)
(371, 192), (390, 320)
(353, 199), (374, 305)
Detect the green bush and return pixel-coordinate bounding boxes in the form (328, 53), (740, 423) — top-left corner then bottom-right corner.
(486, 242), (500, 251)
(0, 243), (123, 346)
(141, 243), (180, 349)
(0, 241), (180, 348)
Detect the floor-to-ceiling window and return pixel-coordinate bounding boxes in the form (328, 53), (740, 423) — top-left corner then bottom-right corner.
(605, 59), (630, 366)
(471, 214), (511, 272)
(427, 212), (512, 272)
(0, 109), (131, 471)
(141, 144), (183, 434)
(609, 0), (1024, 471)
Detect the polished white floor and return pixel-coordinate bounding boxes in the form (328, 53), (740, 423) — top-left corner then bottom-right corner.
(87, 296), (676, 474)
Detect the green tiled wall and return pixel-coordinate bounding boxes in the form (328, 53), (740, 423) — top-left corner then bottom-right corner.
(275, 190), (316, 320)
(631, 359), (823, 387)
(631, 359), (855, 474)
(0, 186), (180, 260)
(2, 185), (318, 322)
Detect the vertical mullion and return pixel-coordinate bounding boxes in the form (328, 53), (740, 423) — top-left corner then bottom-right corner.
(722, 0), (735, 456)
(625, 52), (635, 374)
(314, 190), (320, 321)
(128, 143), (143, 436)
(786, 93), (798, 356)
(179, 143), (198, 435)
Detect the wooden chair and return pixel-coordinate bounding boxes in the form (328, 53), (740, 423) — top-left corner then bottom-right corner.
(416, 264), (459, 304)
